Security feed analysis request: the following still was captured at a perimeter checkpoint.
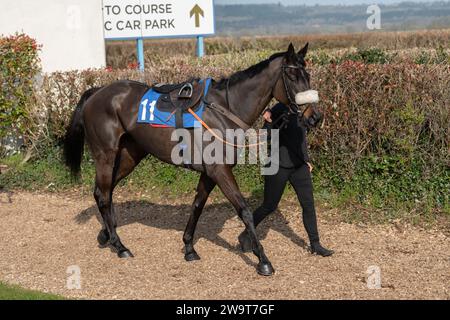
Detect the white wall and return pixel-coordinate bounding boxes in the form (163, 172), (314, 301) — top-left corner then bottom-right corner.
(0, 0), (106, 73)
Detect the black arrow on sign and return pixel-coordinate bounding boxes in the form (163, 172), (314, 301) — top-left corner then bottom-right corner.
(190, 4), (204, 28)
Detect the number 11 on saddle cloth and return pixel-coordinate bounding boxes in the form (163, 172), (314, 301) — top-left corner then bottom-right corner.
(137, 78), (212, 128)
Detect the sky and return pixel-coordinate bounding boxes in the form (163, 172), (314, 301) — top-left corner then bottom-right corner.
(215, 0), (439, 5)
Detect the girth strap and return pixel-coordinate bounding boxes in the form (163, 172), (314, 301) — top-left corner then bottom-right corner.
(175, 108), (183, 128)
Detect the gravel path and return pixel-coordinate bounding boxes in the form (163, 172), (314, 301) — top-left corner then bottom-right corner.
(0, 190), (448, 299)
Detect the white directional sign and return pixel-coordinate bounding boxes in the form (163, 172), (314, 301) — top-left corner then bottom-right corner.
(103, 0), (215, 39)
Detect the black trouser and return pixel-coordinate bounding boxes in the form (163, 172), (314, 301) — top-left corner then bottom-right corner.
(253, 163), (320, 244)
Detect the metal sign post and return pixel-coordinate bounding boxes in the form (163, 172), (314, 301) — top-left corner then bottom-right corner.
(196, 36), (204, 58)
(136, 38), (145, 70)
(102, 0), (215, 69)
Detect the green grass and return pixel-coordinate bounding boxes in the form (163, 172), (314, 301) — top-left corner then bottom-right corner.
(0, 150), (262, 195)
(0, 282), (64, 300)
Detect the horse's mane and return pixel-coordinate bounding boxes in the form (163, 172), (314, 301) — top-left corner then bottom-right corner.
(212, 51), (286, 90)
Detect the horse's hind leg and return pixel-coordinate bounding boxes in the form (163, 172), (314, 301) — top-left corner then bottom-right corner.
(112, 136), (145, 189)
(183, 173), (216, 261)
(93, 149), (133, 258)
(96, 136), (145, 255)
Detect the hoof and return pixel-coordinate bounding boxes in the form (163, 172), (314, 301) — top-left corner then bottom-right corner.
(97, 229), (109, 247)
(257, 262), (275, 276)
(185, 251), (201, 261)
(118, 250), (134, 258)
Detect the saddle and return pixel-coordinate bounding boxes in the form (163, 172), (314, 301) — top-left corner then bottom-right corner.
(153, 79), (205, 128)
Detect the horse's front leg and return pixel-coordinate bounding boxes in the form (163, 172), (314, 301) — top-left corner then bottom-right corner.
(183, 173), (216, 261)
(207, 165), (274, 276)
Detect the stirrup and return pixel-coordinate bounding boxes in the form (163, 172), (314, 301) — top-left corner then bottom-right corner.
(178, 83), (193, 99)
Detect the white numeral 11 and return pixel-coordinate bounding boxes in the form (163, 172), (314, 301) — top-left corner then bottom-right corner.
(141, 99), (156, 121)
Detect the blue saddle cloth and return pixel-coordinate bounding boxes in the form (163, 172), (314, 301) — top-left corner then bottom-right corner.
(137, 78), (211, 128)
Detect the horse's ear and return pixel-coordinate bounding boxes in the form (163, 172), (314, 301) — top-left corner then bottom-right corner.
(298, 42), (309, 57)
(286, 43), (296, 63)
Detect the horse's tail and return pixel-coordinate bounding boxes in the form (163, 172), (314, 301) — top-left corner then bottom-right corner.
(63, 87), (102, 177)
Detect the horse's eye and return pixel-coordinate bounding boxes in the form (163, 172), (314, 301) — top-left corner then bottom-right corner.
(288, 69), (298, 81)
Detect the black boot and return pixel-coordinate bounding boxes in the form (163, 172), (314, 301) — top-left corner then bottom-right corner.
(238, 231), (253, 253)
(311, 242), (334, 257)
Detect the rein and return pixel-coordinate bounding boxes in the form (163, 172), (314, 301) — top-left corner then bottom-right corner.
(187, 107), (266, 148)
(191, 62), (304, 149)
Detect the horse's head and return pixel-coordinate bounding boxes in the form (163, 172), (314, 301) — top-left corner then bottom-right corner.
(273, 43), (323, 128)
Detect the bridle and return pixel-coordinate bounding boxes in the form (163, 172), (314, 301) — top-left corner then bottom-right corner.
(280, 64), (310, 119)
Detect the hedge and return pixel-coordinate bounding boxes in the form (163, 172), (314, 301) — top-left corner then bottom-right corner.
(0, 33), (41, 154)
(32, 57), (450, 159)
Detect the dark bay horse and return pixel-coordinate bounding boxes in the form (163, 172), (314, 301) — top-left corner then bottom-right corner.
(64, 43), (321, 276)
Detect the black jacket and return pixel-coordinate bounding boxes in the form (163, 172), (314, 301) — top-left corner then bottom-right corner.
(264, 103), (310, 169)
